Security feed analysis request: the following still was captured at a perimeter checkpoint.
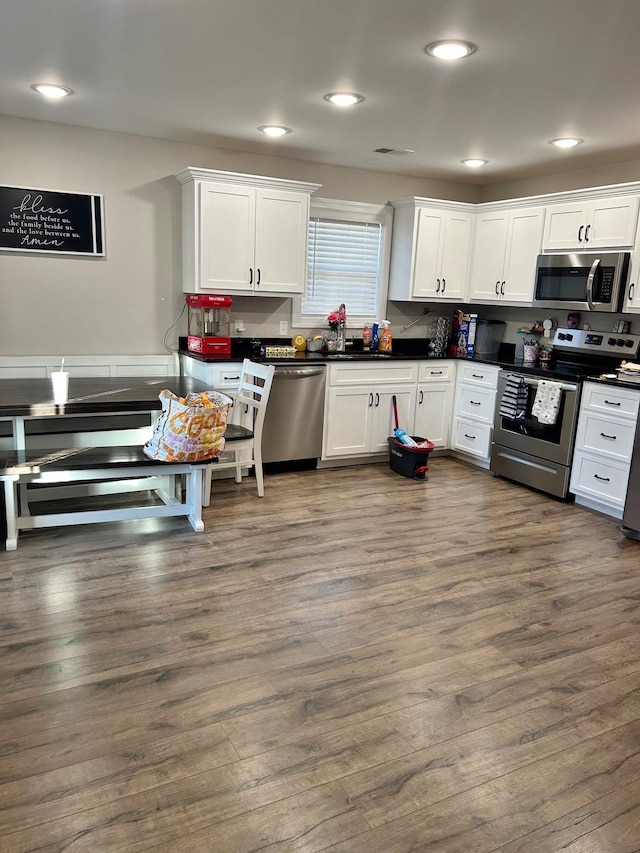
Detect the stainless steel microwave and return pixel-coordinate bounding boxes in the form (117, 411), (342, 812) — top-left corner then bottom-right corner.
(533, 252), (630, 312)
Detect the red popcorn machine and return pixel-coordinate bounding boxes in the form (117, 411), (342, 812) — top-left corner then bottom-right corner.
(185, 294), (232, 357)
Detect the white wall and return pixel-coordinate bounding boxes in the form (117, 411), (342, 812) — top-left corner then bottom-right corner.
(0, 115), (477, 356)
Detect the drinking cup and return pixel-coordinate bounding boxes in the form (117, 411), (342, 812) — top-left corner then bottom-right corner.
(51, 371), (69, 404)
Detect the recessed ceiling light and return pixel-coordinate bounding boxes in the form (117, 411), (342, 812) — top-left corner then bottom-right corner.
(549, 137), (583, 149)
(461, 158), (488, 168)
(324, 92), (365, 107)
(31, 83), (73, 99)
(258, 125), (292, 137)
(424, 40), (477, 60)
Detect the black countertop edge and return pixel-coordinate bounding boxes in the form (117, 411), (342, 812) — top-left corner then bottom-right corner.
(179, 348), (511, 367)
(178, 350), (640, 389)
(583, 375), (640, 390)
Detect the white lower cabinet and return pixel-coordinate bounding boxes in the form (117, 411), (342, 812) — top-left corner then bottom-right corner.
(450, 363), (500, 466)
(570, 381), (640, 517)
(413, 361), (456, 448)
(323, 363), (418, 459)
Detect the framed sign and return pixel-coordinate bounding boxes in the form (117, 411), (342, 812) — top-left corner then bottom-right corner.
(0, 184), (104, 256)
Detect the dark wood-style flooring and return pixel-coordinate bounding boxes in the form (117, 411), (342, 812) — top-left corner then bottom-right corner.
(2, 458), (640, 852)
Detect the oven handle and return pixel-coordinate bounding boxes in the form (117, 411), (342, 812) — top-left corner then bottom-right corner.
(506, 373), (578, 393)
(586, 257), (600, 311)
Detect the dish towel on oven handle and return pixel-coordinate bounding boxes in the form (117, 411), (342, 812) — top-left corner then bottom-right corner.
(532, 379), (562, 425)
(499, 374), (527, 421)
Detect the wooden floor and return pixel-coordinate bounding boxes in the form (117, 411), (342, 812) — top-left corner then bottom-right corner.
(2, 458), (640, 852)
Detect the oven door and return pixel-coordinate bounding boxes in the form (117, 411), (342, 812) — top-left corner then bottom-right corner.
(492, 371), (580, 466)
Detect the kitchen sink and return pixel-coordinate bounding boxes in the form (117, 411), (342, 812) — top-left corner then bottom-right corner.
(324, 352), (398, 360)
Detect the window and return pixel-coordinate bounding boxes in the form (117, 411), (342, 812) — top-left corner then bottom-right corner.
(292, 199), (393, 330)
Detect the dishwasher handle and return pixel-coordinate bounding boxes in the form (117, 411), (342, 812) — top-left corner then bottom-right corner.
(273, 367), (326, 379)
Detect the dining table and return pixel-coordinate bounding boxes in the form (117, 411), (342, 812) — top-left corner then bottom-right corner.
(0, 375), (252, 549)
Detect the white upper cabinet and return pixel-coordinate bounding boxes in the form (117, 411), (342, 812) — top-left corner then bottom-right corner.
(388, 198), (473, 302)
(624, 213), (640, 313)
(469, 206), (545, 305)
(542, 194), (639, 251)
(176, 168), (320, 295)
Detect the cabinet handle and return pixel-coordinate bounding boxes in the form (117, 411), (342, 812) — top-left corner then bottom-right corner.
(430, 370), (443, 375)
(368, 393), (373, 407)
(604, 399), (621, 406)
(584, 224), (591, 242)
(249, 268), (253, 285)
(419, 390), (424, 404)
(501, 280), (505, 295)
(472, 373), (484, 379)
(256, 268), (261, 287)
(470, 400), (481, 406)
(594, 474), (610, 482)
(375, 392), (380, 407)
(442, 277), (446, 293)
(464, 433), (476, 440)
(600, 432), (617, 440)
(630, 283), (636, 301)
(436, 278), (441, 293)
(578, 225), (584, 242)
(495, 280), (500, 295)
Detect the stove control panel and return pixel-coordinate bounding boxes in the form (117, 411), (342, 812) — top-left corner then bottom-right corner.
(553, 327), (640, 358)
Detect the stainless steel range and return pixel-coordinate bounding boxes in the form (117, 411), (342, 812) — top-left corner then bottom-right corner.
(491, 327), (640, 498)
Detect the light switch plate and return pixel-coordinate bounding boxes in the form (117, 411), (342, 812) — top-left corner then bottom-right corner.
(279, 321), (288, 336)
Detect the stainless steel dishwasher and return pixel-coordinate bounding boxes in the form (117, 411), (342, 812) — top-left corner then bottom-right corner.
(261, 365), (326, 465)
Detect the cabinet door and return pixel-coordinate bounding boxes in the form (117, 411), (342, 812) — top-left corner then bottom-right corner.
(439, 211), (472, 300)
(502, 207), (545, 303)
(411, 208), (446, 298)
(255, 189), (310, 294)
(469, 212), (509, 303)
(542, 201), (589, 250)
(625, 240), (640, 313)
(587, 195), (639, 248)
(372, 386), (416, 452)
(414, 384), (452, 448)
(200, 183), (255, 291)
(323, 386), (374, 457)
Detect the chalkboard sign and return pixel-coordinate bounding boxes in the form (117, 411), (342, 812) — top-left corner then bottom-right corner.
(0, 185), (104, 255)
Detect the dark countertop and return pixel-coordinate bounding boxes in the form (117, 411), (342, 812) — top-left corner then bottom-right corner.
(179, 347), (640, 390)
(0, 376), (211, 418)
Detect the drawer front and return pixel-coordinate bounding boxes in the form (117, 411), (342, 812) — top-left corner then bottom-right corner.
(451, 417), (492, 458)
(329, 362), (417, 386)
(570, 452), (630, 507)
(576, 412), (637, 461)
(417, 361), (455, 383)
(457, 363), (499, 389)
(582, 383), (640, 419)
(455, 385), (496, 424)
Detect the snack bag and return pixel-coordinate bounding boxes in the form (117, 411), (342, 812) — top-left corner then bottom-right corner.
(143, 390), (232, 462)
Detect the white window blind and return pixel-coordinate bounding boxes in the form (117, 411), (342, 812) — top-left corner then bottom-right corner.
(303, 217), (383, 318)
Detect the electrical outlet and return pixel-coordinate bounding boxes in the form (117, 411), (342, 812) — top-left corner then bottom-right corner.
(235, 320), (245, 333)
(279, 320), (288, 336)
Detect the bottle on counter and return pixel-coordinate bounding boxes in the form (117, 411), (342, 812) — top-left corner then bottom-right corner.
(363, 322), (372, 352)
(379, 320), (392, 352)
(371, 322), (379, 352)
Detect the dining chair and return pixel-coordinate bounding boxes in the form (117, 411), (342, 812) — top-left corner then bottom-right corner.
(202, 359), (275, 506)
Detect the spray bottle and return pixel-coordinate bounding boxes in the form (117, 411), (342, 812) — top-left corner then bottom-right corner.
(379, 320), (392, 352)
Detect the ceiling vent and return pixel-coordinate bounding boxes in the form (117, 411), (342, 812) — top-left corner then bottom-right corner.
(374, 147), (415, 155)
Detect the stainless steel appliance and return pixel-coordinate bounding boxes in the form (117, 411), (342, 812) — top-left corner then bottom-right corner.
(261, 365), (326, 465)
(622, 415), (640, 541)
(491, 327), (640, 498)
(533, 252), (630, 312)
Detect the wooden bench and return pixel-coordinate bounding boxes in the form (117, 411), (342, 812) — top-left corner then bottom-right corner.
(1, 446), (210, 551)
